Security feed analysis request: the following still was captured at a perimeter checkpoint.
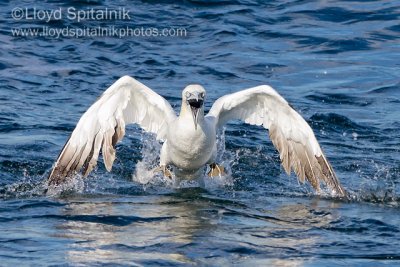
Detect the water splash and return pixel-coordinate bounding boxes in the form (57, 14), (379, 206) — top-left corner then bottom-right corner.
(1, 133), (398, 206)
(353, 161), (399, 206)
(45, 174), (85, 198)
(0, 168), (47, 199)
(132, 130), (236, 191)
(131, 134), (172, 189)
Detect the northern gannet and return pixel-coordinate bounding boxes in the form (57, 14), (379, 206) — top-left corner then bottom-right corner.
(48, 76), (346, 197)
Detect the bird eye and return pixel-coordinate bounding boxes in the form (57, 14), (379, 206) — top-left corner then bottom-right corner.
(185, 91), (192, 98)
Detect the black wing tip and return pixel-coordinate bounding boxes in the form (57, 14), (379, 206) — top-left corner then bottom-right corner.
(47, 165), (69, 186)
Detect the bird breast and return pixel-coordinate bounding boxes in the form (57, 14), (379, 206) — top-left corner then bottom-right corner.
(167, 118), (215, 170)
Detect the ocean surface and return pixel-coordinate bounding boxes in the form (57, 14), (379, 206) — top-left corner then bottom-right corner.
(0, 0), (399, 266)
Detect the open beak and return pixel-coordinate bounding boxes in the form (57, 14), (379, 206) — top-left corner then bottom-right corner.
(187, 97), (204, 130)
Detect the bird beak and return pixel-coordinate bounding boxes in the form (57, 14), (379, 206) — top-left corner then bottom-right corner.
(187, 95), (204, 130)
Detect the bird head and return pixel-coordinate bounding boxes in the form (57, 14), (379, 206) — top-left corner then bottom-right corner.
(182, 85), (206, 130)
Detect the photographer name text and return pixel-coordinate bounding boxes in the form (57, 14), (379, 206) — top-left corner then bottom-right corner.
(12, 7), (131, 22)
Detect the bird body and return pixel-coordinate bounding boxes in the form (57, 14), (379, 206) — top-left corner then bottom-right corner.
(161, 85), (217, 175)
(164, 118), (216, 171)
(48, 75), (346, 197)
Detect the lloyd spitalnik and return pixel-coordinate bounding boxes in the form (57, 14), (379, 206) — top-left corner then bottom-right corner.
(22, 7), (131, 22)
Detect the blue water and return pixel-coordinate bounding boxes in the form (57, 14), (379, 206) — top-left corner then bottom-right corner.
(1, 0), (400, 265)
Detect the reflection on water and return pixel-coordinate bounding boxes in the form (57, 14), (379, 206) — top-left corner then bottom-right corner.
(49, 191), (337, 266)
(57, 195), (212, 265)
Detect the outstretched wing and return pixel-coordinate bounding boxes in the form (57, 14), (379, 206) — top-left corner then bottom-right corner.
(48, 75), (176, 185)
(206, 85), (346, 197)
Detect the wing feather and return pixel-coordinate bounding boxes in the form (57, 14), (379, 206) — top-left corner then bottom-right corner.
(48, 75), (176, 185)
(206, 85), (346, 197)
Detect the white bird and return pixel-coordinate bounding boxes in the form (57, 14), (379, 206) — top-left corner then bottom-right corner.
(48, 76), (346, 197)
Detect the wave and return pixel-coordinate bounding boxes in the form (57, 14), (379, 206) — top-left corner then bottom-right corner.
(0, 129), (398, 208)
(309, 113), (373, 136)
(306, 93), (372, 107)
